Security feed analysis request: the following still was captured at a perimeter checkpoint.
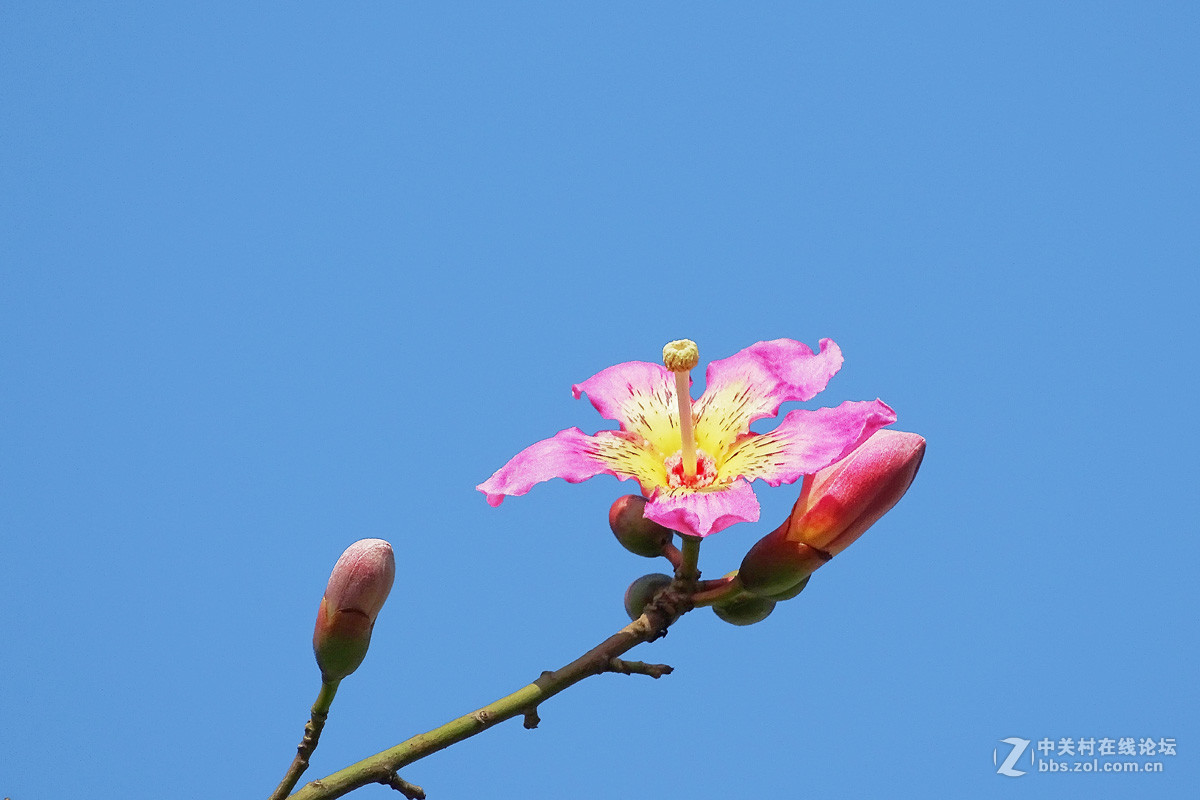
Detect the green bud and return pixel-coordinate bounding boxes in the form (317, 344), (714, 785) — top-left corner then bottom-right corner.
(623, 573), (673, 621)
(761, 574), (811, 602)
(712, 593), (776, 626)
(609, 495), (673, 557)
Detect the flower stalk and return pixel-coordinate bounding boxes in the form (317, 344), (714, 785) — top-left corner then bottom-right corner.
(270, 679), (341, 800)
(677, 534), (702, 586)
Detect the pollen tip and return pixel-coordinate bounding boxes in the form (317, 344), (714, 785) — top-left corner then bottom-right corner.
(663, 339), (699, 372)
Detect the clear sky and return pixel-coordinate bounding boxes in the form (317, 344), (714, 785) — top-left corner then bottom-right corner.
(2, 3), (1197, 798)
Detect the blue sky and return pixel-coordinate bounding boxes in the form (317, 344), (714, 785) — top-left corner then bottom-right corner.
(2, 3), (1197, 798)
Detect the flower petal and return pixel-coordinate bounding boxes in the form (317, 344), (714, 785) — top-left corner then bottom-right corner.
(693, 338), (843, 458)
(642, 479), (761, 538)
(572, 361), (682, 454)
(719, 399), (897, 487)
(477, 427), (665, 506)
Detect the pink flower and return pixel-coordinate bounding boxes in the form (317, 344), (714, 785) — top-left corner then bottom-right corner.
(478, 339), (896, 539)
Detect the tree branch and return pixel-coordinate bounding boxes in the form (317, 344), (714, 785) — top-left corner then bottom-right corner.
(287, 582), (694, 800)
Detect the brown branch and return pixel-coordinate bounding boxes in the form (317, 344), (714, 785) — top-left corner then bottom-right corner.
(522, 706), (541, 729)
(606, 658), (674, 678)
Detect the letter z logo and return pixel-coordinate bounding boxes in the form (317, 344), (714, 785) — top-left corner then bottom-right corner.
(994, 737), (1031, 777)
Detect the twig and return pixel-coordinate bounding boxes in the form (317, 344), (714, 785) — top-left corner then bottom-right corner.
(287, 580), (695, 800)
(606, 658), (673, 678)
(270, 680), (340, 800)
(384, 774), (425, 800)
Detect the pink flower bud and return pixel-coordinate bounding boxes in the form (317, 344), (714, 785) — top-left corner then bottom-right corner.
(739, 430), (925, 597)
(313, 538), (395, 682)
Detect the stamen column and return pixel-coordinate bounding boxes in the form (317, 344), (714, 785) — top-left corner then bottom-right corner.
(662, 339), (699, 479)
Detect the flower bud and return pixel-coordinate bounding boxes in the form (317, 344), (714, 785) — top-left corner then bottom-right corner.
(623, 573), (673, 621)
(712, 593), (776, 626)
(737, 532), (830, 599)
(609, 495), (673, 557)
(711, 572), (777, 626)
(740, 430), (925, 597)
(313, 538), (395, 682)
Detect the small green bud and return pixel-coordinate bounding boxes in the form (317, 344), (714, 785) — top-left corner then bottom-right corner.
(609, 495), (673, 557)
(712, 593), (776, 626)
(623, 573), (673, 621)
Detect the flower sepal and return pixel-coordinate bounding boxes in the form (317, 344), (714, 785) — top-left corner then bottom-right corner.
(738, 528), (830, 598)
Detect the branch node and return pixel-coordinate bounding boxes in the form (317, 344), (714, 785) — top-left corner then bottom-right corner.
(523, 706), (541, 729)
(385, 772), (426, 800)
(472, 709), (493, 725)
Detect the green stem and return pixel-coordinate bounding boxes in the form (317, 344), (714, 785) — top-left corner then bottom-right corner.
(677, 534), (702, 585)
(270, 680), (341, 800)
(287, 590), (693, 800)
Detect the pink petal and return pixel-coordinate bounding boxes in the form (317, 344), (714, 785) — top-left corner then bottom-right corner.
(642, 479), (761, 538)
(477, 427), (659, 505)
(571, 360), (682, 452)
(477, 427), (612, 506)
(323, 539), (396, 620)
(692, 339), (844, 457)
(720, 399), (897, 488)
